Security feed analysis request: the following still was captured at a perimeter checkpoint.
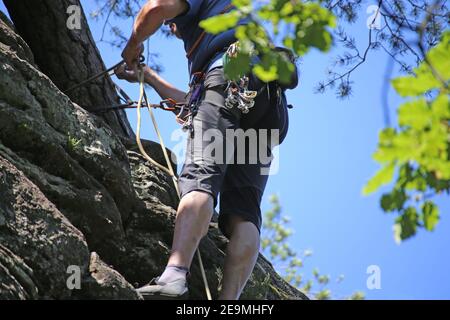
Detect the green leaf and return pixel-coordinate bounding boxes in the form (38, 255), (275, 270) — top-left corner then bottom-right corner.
(425, 31), (450, 82)
(363, 162), (396, 195)
(380, 189), (407, 212)
(312, 268), (319, 278)
(253, 63), (278, 82)
(315, 289), (331, 300)
(302, 280), (312, 293)
(398, 99), (430, 130)
(261, 238), (270, 250)
(199, 11), (241, 34)
(421, 201), (440, 231)
(392, 31), (450, 97)
(372, 128), (397, 163)
(393, 207), (419, 243)
(223, 51), (251, 81)
(251, 49), (284, 83)
(431, 93), (450, 118)
(280, 2), (294, 16)
(232, 0), (250, 7)
(318, 275), (330, 285)
(294, 275), (302, 286)
(349, 291), (366, 300)
(391, 75), (438, 97)
(276, 53), (295, 85)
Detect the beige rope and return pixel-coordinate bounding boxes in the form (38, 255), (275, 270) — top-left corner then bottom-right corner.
(135, 67), (212, 300)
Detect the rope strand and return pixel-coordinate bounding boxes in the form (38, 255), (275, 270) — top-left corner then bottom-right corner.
(67, 60), (212, 299)
(136, 67), (212, 300)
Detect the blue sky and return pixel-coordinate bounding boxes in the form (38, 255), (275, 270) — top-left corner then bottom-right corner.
(2, 1), (449, 299)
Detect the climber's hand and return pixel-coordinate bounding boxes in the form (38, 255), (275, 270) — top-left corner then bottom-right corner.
(115, 63), (155, 84)
(122, 40), (144, 70)
(114, 63), (140, 83)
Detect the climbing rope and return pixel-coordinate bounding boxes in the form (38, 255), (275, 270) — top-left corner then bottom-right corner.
(66, 58), (212, 300)
(135, 65), (212, 301)
(135, 67), (179, 186)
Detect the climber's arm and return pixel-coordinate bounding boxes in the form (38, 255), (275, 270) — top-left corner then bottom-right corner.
(115, 64), (187, 102)
(122, 0), (188, 67)
(143, 66), (187, 102)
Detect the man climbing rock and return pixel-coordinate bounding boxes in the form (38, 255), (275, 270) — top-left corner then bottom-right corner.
(117, 0), (294, 300)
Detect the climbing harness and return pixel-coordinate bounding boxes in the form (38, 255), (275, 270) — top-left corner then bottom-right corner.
(178, 72), (205, 137)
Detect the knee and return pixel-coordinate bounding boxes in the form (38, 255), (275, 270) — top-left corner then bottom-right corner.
(178, 191), (213, 214)
(228, 226), (260, 260)
(178, 191), (214, 236)
(239, 239), (260, 260)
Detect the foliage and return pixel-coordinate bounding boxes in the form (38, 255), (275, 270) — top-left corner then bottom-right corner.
(261, 194), (365, 299)
(363, 31), (449, 242)
(67, 133), (82, 151)
(90, 0), (166, 72)
(319, 0), (449, 99)
(91, 0), (448, 97)
(200, 0), (335, 83)
(87, 0), (449, 240)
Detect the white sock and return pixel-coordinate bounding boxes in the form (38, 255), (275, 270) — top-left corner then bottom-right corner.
(157, 265), (189, 284)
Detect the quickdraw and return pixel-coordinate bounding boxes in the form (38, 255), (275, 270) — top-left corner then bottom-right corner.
(222, 43), (260, 114)
(90, 83), (184, 115)
(224, 76), (258, 114)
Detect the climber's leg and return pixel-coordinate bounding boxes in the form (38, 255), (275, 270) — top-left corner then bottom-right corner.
(219, 214), (260, 300)
(136, 190), (213, 298)
(216, 141), (272, 299)
(167, 190), (214, 268)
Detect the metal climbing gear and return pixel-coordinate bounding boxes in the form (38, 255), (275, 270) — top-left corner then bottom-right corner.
(177, 72), (205, 137)
(224, 76), (258, 114)
(223, 43), (259, 114)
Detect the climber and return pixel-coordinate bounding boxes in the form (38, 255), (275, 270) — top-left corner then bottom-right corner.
(117, 0), (293, 300)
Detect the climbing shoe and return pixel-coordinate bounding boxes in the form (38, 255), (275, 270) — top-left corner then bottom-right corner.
(136, 277), (189, 300)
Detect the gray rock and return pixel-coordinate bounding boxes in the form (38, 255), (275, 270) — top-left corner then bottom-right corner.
(0, 244), (38, 300)
(0, 12), (34, 65)
(77, 252), (142, 300)
(0, 156), (89, 299)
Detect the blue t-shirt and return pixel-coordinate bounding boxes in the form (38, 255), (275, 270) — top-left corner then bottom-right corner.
(167, 0), (245, 75)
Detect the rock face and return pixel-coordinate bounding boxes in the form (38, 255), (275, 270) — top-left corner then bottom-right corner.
(0, 12), (307, 300)
(3, 0), (134, 138)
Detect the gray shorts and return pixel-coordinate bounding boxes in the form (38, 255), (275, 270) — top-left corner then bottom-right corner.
(178, 67), (289, 238)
